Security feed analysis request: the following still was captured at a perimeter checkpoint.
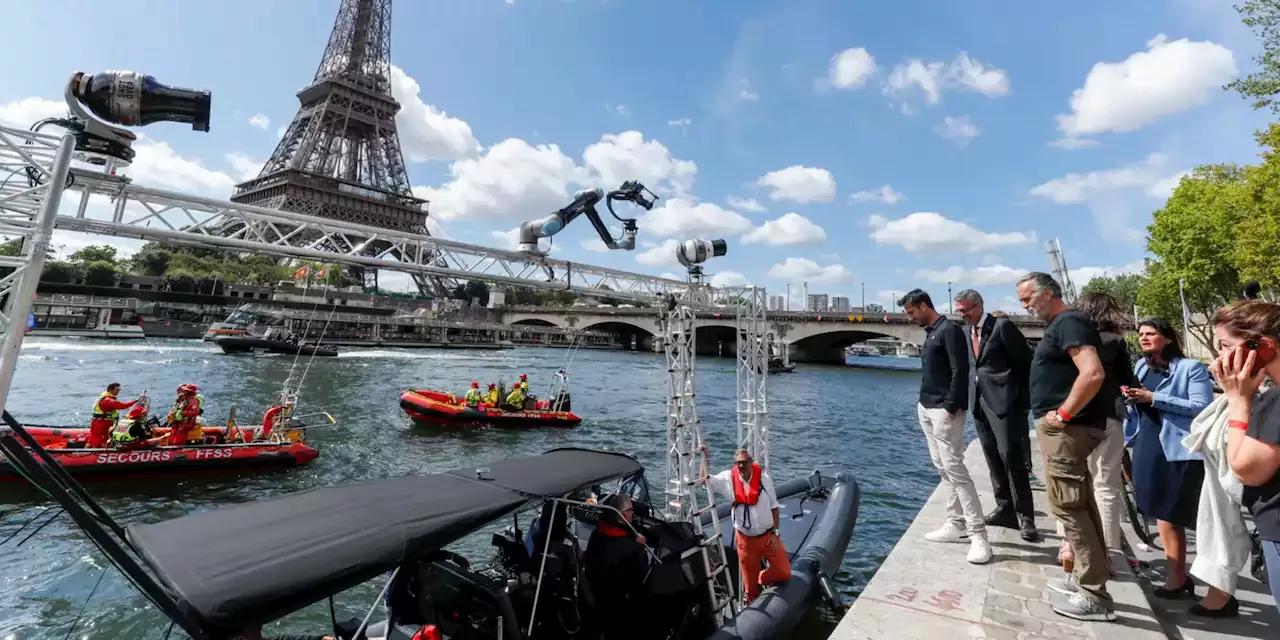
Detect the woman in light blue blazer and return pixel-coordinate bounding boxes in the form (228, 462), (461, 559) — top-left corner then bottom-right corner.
(1123, 317), (1214, 600)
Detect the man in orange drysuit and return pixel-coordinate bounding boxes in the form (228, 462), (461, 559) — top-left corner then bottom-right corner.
(707, 449), (791, 604)
(165, 384), (202, 446)
(89, 382), (137, 448)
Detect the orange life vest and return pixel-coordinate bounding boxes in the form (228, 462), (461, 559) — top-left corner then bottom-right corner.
(732, 463), (763, 505)
(596, 521), (630, 537)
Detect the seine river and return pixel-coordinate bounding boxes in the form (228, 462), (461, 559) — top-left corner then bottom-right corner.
(0, 340), (937, 638)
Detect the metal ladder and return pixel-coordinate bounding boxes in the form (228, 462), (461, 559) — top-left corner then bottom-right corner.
(662, 301), (738, 623)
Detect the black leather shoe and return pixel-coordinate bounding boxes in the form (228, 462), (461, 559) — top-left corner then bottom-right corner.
(983, 509), (1018, 529)
(1153, 579), (1195, 600)
(1018, 516), (1040, 542)
(1189, 595), (1239, 618)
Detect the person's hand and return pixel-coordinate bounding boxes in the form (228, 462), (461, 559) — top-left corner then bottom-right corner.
(1211, 346), (1268, 401)
(636, 534), (647, 546)
(1044, 411), (1064, 428)
(1121, 386), (1153, 404)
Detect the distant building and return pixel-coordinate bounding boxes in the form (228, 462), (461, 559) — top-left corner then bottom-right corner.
(831, 296), (850, 313)
(768, 294), (785, 311)
(865, 303), (885, 313)
(807, 294), (829, 312)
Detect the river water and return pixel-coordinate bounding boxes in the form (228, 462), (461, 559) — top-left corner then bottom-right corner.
(0, 340), (939, 639)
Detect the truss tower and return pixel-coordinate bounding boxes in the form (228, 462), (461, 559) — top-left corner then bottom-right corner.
(229, 0), (437, 292)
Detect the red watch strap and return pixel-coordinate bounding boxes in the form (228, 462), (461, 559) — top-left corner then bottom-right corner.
(1228, 419), (1249, 431)
(1056, 408), (1072, 423)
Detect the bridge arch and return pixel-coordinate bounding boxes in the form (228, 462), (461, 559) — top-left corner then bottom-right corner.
(512, 318), (563, 328)
(788, 329), (900, 364)
(578, 320), (656, 351)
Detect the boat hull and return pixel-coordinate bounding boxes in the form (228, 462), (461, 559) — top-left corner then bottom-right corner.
(6, 425), (319, 481)
(769, 363), (797, 373)
(214, 336), (338, 357)
(399, 389), (581, 427)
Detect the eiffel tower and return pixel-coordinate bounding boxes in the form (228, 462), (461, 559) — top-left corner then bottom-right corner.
(229, 0), (441, 293)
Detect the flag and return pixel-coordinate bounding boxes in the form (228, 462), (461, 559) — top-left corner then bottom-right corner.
(315, 266), (327, 279)
(292, 266), (309, 280)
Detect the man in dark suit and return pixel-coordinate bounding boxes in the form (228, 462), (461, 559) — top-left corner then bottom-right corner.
(954, 289), (1039, 542)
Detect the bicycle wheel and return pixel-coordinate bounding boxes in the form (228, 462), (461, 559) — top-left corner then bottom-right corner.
(1122, 449), (1163, 550)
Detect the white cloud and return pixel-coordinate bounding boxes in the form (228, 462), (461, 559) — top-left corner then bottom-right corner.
(122, 140), (236, 195)
(490, 227), (522, 251)
(1147, 171), (1190, 199)
(224, 152), (262, 182)
(914, 264), (1025, 286)
(829, 47), (877, 90)
(248, 114), (270, 130)
(668, 117), (692, 134)
(710, 270), (750, 288)
(636, 239), (681, 268)
(741, 213), (826, 246)
(755, 165), (837, 203)
(725, 195), (766, 213)
(884, 52), (1011, 106)
(390, 65), (482, 162)
(0, 97), (66, 126)
(867, 212), (1036, 253)
(765, 257), (852, 284)
(848, 185), (905, 205)
(1070, 260), (1146, 286)
(639, 198), (753, 238)
(276, 125), (288, 140)
(416, 129), (699, 228)
(581, 131), (697, 196)
(1028, 152), (1178, 204)
(935, 115), (979, 147)
(738, 79), (760, 101)
(1054, 34), (1237, 144)
(612, 104), (631, 117)
(415, 138), (579, 221)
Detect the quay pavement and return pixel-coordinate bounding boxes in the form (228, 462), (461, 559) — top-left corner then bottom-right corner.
(828, 434), (1275, 639)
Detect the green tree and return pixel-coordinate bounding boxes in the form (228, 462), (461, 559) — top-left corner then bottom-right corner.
(1080, 273), (1143, 315)
(0, 239), (21, 256)
(41, 260), (79, 283)
(451, 280), (490, 305)
(128, 243), (174, 277)
(69, 245), (119, 265)
(1227, 0), (1280, 114)
(80, 261), (119, 287)
(1232, 124), (1280, 288)
(1141, 164), (1251, 350)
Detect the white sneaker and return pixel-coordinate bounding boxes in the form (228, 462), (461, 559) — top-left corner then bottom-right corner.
(925, 522), (969, 543)
(966, 537), (993, 564)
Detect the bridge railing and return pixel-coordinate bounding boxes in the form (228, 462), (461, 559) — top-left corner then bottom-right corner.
(500, 306), (1046, 327)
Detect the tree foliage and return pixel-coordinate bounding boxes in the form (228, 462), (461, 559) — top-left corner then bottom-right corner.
(1080, 273), (1143, 316)
(1228, 0), (1280, 114)
(451, 280), (491, 306)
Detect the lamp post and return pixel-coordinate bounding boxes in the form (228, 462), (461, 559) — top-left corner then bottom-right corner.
(947, 282), (953, 314)
(861, 282), (865, 310)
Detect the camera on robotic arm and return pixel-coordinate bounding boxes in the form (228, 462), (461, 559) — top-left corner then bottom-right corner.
(56, 70), (211, 167)
(517, 180), (658, 256)
(676, 239), (727, 284)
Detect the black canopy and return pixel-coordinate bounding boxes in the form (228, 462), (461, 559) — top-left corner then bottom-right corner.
(126, 448), (643, 635)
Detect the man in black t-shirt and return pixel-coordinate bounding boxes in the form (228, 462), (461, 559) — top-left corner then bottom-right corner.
(899, 289), (992, 565)
(1014, 272), (1114, 622)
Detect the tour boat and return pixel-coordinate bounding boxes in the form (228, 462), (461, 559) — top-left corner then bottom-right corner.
(214, 335), (339, 357)
(399, 388), (582, 427)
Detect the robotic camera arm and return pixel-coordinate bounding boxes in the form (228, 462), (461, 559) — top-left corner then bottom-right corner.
(518, 180), (657, 255)
(61, 71), (211, 167)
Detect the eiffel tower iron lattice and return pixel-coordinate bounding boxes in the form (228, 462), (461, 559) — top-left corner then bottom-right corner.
(228, 0), (442, 294)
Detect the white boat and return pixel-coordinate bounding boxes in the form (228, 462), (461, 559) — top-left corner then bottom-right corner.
(845, 343), (880, 357)
(28, 294), (145, 340)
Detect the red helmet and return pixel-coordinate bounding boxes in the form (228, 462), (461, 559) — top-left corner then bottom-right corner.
(519, 373), (528, 380)
(177, 384), (197, 394)
(470, 382), (479, 388)
(488, 383), (496, 388)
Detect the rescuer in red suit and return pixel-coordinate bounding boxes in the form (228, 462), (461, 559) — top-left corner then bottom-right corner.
(89, 382), (137, 448)
(164, 384), (202, 446)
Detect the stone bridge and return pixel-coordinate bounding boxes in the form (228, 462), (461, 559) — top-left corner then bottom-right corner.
(498, 306), (1046, 363)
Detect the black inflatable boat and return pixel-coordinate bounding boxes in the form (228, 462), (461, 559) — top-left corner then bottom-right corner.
(213, 335), (338, 357)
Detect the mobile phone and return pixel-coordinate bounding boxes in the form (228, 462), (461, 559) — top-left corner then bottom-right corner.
(1245, 338), (1278, 375)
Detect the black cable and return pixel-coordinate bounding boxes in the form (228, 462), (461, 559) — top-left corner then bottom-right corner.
(0, 506), (49, 547)
(61, 564), (108, 640)
(16, 507), (64, 547)
(164, 621), (176, 639)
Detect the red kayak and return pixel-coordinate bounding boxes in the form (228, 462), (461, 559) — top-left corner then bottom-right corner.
(399, 388), (582, 428)
(3, 425), (319, 482)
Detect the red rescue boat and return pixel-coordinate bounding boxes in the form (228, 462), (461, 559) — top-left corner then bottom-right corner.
(3, 425), (319, 482)
(399, 388), (582, 428)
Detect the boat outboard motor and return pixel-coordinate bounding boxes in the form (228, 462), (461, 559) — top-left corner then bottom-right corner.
(552, 390), (572, 412)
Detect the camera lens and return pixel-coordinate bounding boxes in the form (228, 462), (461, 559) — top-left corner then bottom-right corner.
(73, 71), (211, 132)
(708, 239), (728, 258)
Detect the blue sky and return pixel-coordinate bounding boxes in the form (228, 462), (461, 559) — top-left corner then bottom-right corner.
(0, 0), (1267, 313)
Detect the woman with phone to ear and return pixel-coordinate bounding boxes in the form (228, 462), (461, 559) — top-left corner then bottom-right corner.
(1212, 300), (1280, 614)
(1122, 318), (1213, 601)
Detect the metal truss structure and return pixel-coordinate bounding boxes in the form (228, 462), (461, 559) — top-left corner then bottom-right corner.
(229, 0), (438, 292)
(0, 125), (700, 307)
(734, 286), (769, 472)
